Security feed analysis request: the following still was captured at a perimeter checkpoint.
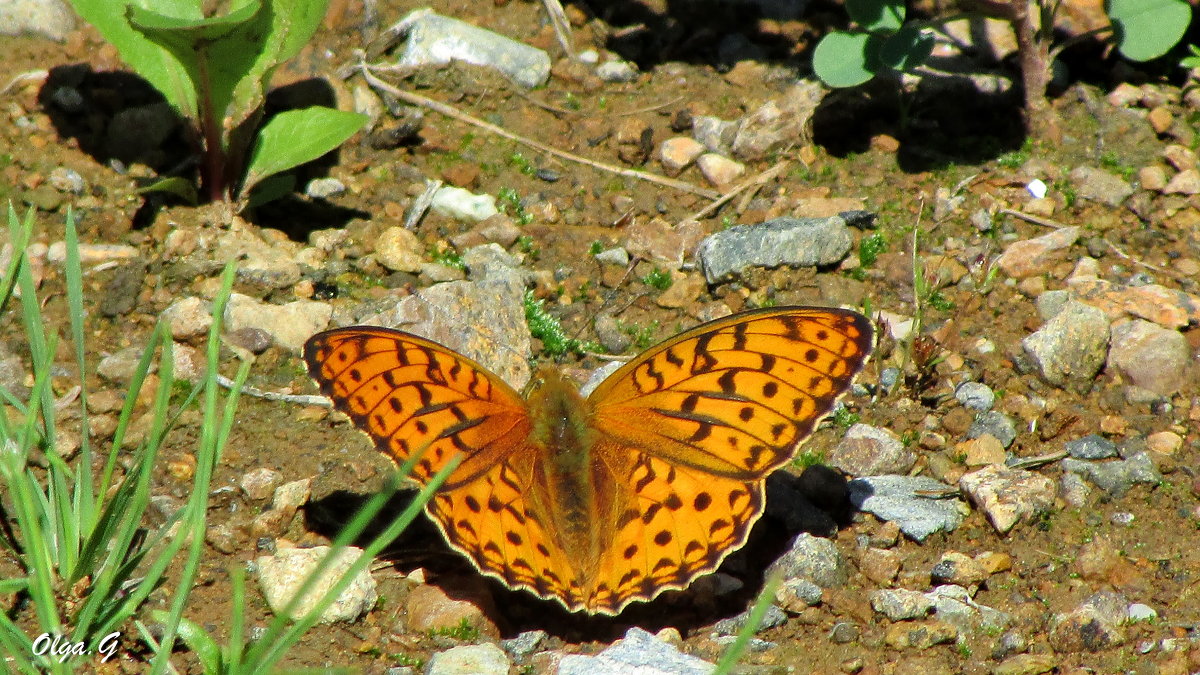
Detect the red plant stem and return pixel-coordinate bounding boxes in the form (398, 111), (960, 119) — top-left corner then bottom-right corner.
(195, 47), (227, 202)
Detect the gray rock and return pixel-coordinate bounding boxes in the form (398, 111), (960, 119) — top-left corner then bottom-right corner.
(775, 577), (823, 610)
(48, 167), (85, 195)
(594, 247), (631, 266)
(1065, 434), (1118, 460)
(462, 243), (526, 284)
(557, 627), (715, 675)
(224, 294), (332, 353)
(425, 643), (510, 675)
(361, 278), (531, 389)
(870, 588), (934, 621)
(766, 533), (847, 588)
(256, 546), (376, 624)
(500, 630), (546, 658)
(927, 584), (1012, 633)
(305, 177), (346, 199)
(596, 59), (639, 83)
(959, 465), (1055, 534)
(160, 296), (213, 341)
(692, 115), (738, 154)
(697, 216), (853, 284)
(1061, 451), (1162, 498)
(828, 622), (859, 644)
(389, 9), (550, 89)
(1020, 300), (1110, 390)
(955, 381), (995, 412)
(828, 423), (915, 476)
(0, 0), (75, 40)
(966, 411), (1017, 448)
(1107, 319), (1190, 396)
(1035, 289), (1072, 320)
(1127, 603), (1158, 622)
(1048, 591), (1128, 653)
(848, 475), (965, 542)
(1059, 471), (1092, 507)
(712, 604), (787, 635)
(1069, 166), (1135, 207)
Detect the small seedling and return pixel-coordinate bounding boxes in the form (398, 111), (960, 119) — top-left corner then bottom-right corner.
(619, 319), (659, 350)
(793, 449), (826, 469)
(516, 234), (540, 259)
(524, 291), (592, 358)
(497, 187), (533, 225)
(640, 267), (673, 291)
(427, 618), (480, 642)
(428, 245), (465, 271)
(831, 405), (860, 429)
(588, 240), (604, 256)
(68, 0), (367, 207)
(508, 152), (537, 177)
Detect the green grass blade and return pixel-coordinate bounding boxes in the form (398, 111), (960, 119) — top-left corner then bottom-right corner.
(63, 209), (96, 537)
(712, 572), (781, 675)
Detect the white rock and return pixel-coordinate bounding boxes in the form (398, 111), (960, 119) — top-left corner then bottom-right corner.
(256, 546), (376, 623)
(431, 186), (499, 222)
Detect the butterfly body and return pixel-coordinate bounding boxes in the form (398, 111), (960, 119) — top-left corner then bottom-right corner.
(305, 306), (873, 615)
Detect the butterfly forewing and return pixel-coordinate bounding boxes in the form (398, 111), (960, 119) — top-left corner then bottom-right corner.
(303, 327), (531, 486)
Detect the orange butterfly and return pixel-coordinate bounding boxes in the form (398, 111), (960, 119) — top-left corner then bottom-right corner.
(304, 306), (872, 615)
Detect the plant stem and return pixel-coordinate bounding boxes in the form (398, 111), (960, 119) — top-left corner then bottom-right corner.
(195, 46), (227, 202)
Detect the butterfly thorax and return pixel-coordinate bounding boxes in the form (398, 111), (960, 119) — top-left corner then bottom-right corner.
(524, 365), (604, 576)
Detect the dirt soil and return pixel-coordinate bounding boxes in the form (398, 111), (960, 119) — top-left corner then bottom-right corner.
(2, 0), (1200, 673)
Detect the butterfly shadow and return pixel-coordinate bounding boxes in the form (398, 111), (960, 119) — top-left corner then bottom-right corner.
(303, 464), (857, 641)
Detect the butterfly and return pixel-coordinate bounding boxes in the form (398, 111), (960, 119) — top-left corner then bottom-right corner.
(303, 306), (873, 615)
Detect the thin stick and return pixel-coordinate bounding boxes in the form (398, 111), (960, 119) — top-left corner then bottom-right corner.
(216, 374), (331, 406)
(404, 179), (442, 230)
(357, 63), (720, 200)
(999, 207), (1064, 229)
(688, 160), (789, 221)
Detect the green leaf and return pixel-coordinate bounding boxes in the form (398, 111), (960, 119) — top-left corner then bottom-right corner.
(813, 31), (882, 88)
(151, 611), (223, 674)
(1107, 0), (1191, 62)
(846, 0), (905, 31)
(245, 173), (296, 208)
(66, 0), (205, 119)
(134, 176), (199, 204)
(241, 107), (367, 197)
(879, 25), (935, 72)
(127, 0), (269, 138)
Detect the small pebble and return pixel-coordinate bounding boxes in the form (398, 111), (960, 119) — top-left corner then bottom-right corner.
(955, 381), (995, 412)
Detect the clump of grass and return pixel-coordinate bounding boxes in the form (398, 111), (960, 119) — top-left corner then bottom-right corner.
(516, 234), (540, 260)
(497, 187), (532, 225)
(640, 267), (673, 291)
(507, 152), (536, 177)
(427, 618), (480, 641)
(619, 319), (660, 351)
(524, 290), (589, 358)
(831, 405), (860, 430)
(428, 244), (465, 271)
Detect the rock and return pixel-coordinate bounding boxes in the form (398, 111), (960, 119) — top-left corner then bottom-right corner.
(730, 82), (824, 160)
(214, 225), (302, 290)
(1048, 591), (1128, 653)
(696, 153), (745, 188)
(967, 411), (1017, 448)
(241, 468), (283, 501)
(859, 547), (901, 585)
(884, 620), (958, 650)
(1067, 275), (1200, 329)
(256, 546), (376, 623)
(995, 226), (1080, 278)
(47, 241), (140, 266)
(712, 604), (787, 635)
(374, 226), (424, 273)
(775, 577), (823, 612)
(692, 115), (738, 154)
(959, 465), (1055, 534)
(1065, 434), (1118, 460)
(930, 552), (991, 587)
(697, 215), (854, 284)
(500, 630), (546, 659)
(955, 382), (995, 411)
(1163, 144), (1197, 171)
(0, 0), (75, 40)
(993, 653), (1059, 675)
(848, 475), (966, 541)
(431, 186), (499, 222)
(48, 167), (85, 194)
(828, 423), (916, 476)
(361, 278), (530, 388)
(766, 533), (848, 588)
(1127, 603), (1157, 622)
(426, 643), (510, 675)
(956, 435), (1006, 467)
(1107, 319), (1189, 396)
(304, 177), (346, 199)
(596, 58), (638, 83)
(1069, 166), (1134, 206)
(870, 588), (934, 621)
(97, 346), (150, 383)
(654, 272), (704, 309)
(405, 584), (496, 638)
(593, 247), (631, 267)
(557, 627), (715, 675)
(223, 294), (332, 353)
(160, 296), (213, 341)
(226, 327), (274, 354)
(389, 9), (550, 88)
(927, 584), (1012, 633)
(658, 137), (705, 174)
(1164, 168), (1200, 194)
(1061, 451), (1162, 498)
(1020, 300), (1110, 390)
(624, 217), (705, 267)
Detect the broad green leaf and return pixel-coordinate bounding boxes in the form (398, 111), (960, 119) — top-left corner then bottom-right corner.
(846, 0), (905, 32)
(813, 31), (881, 88)
(66, 0), (205, 119)
(245, 173), (296, 208)
(127, 0), (268, 143)
(1107, 0), (1191, 62)
(135, 176), (199, 204)
(241, 107), (367, 196)
(879, 25), (935, 72)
